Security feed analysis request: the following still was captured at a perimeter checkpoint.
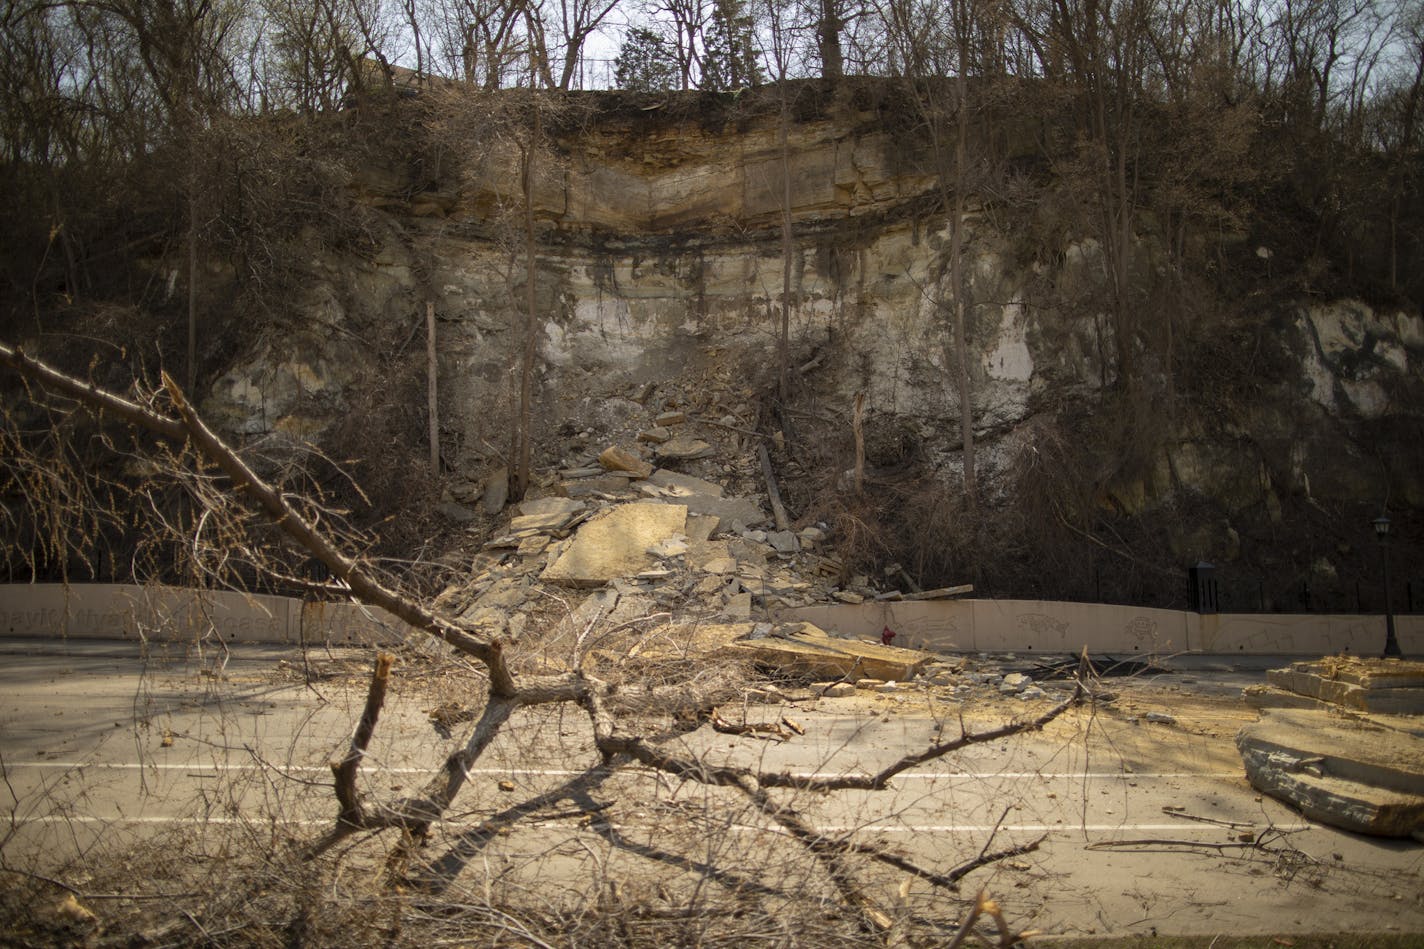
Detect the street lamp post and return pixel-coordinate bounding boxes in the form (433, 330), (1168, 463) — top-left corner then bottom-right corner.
(1373, 515), (1402, 658)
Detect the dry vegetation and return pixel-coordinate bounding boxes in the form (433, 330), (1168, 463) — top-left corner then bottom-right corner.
(0, 343), (1098, 947)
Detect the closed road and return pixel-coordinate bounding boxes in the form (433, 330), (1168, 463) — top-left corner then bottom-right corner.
(2, 639), (1420, 939)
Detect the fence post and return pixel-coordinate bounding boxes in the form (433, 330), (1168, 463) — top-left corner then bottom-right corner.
(1188, 563), (1218, 614)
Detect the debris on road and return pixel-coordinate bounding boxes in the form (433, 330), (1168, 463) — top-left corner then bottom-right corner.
(727, 621), (933, 682)
(1246, 656), (1424, 716)
(1238, 657), (1424, 839)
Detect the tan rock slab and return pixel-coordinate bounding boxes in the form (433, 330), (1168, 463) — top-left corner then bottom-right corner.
(686, 514), (720, 543)
(625, 621), (757, 660)
(648, 469), (725, 499)
(1267, 668), (1424, 715)
(701, 556), (738, 575)
(655, 436), (713, 460)
(728, 622), (933, 682)
(483, 467), (509, 514)
(474, 578), (530, 610)
(542, 502), (688, 587)
(1236, 709), (1424, 837)
(1294, 656), (1424, 690)
(598, 445), (653, 479)
(676, 494), (766, 528)
(509, 511), (580, 534)
(518, 496), (587, 518)
(561, 475), (636, 498)
(722, 592), (752, 619)
(516, 535), (550, 557)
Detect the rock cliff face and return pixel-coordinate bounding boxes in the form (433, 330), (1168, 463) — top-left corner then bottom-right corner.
(202, 88), (1424, 604)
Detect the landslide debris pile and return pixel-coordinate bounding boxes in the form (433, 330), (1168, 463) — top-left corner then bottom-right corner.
(426, 393), (1058, 704)
(1238, 656), (1424, 839)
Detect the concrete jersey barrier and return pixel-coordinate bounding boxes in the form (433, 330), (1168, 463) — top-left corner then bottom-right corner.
(3, 584), (1420, 655)
(786, 598), (1424, 657)
(0, 583), (409, 647)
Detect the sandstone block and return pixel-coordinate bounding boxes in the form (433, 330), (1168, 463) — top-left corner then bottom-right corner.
(598, 445), (653, 478)
(542, 502), (687, 587)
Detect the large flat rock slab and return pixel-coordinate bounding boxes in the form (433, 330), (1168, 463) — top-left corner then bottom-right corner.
(1237, 709), (1424, 837)
(647, 468), (725, 498)
(1292, 656), (1424, 690)
(1268, 664), (1424, 715)
(728, 622), (933, 682)
(542, 502), (687, 587)
(660, 493), (767, 530)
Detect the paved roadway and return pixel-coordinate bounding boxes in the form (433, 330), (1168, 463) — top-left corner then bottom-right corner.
(1, 639), (1421, 939)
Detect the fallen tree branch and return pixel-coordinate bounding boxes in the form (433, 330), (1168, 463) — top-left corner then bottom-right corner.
(581, 678), (1082, 934)
(1085, 838), (1266, 853)
(1, 344), (515, 691)
(709, 711), (788, 740)
(757, 442), (792, 532)
(160, 372), (519, 697)
(596, 685), (1082, 795)
(0, 342), (187, 442)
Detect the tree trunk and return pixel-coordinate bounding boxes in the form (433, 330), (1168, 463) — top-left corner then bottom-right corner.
(186, 179), (198, 395)
(852, 391), (865, 497)
(778, 89), (793, 410)
(819, 0), (843, 80)
(427, 302), (439, 478)
(950, 67), (977, 509)
(514, 92), (541, 501)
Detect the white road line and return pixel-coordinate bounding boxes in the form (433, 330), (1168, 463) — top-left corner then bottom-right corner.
(813, 823), (1312, 833)
(7, 762), (1241, 780)
(13, 815), (1311, 833)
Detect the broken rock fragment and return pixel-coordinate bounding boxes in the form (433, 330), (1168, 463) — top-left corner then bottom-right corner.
(655, 436), (714, 461)
(598, 445), (653, 479)
(766, 530), (800, 554)
(648, 468), (725, 498)
(483, 466), (509, 514)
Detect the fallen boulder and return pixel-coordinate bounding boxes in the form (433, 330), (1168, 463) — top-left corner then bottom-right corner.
(1236, 709), (1424, 837)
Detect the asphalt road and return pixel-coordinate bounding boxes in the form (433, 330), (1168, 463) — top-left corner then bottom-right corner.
(2, 638), (1421, 939)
